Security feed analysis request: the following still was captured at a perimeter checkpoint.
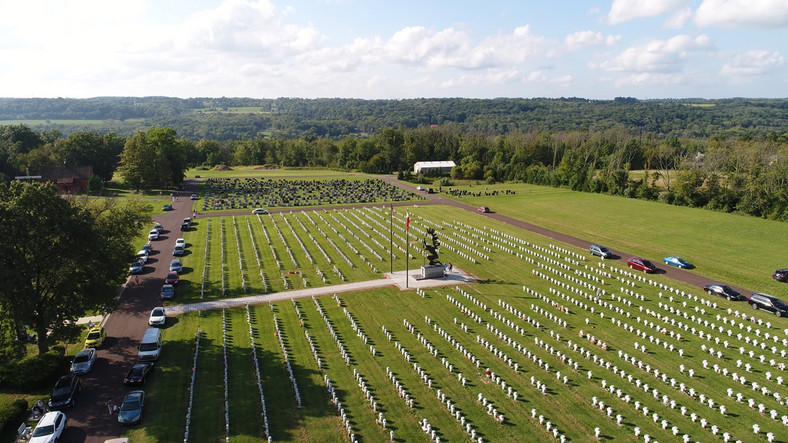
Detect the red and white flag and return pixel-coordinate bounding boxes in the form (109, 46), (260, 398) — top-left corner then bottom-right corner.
(406, 213), (410, 231)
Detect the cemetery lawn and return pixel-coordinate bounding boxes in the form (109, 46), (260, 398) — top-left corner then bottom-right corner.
(440, 182), (787, 297)
(127, 202), (788, 442)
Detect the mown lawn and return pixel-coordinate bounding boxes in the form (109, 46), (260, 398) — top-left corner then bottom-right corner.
(124, 204), (788, 442)
(438, 182), (788, 297)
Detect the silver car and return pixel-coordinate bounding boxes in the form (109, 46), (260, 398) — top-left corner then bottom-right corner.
(71, 348), (97, 375)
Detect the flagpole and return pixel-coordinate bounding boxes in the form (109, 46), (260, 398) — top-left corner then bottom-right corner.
(389, 203), (393, 275)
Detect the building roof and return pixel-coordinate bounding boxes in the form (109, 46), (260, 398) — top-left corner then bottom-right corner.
(414, 161), (456, 168)
(39, 165), (93, 181)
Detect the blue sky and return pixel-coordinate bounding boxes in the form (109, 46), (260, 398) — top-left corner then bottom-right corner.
(0, 0), (785, 99)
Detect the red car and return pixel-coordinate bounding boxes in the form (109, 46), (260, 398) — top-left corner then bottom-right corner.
(478, 206), (490, 213)
(164, 271), (179, 285)
(627, 257), (657, 273)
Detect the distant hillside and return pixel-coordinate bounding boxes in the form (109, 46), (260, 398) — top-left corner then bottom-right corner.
(0, 97), (786, 140)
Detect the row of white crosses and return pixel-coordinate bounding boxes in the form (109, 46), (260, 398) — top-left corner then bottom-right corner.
(244, 305), (271, 441)
(389, 333), (483, 443)
(221, 310), (230, 442)
(272, 313), (302, 407)
(311, 211), (355, 267)
(200, 220), (211, 299)
(341, 304), (377, 357)
(350, 208), (397, 257)
(335, 211), (385, 262)
(270, 215), (298, 268)
(246, 216), (269, 292)
(297, 213), (334, 264)
(219, 218), (227, 296)
(547, 243), (587, 262)
(183, 327), (201, 443)
(258, 217), (282, 271)
(231, 217), (247, 293)
(279, 213), (315, 265)
(363, 207), (409, 256)
(537, 260), (605, 294)
(312, 296), (351, 367)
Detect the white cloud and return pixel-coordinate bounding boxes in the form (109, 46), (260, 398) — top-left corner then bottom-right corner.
(564, 31), (621, 50)
(695, 0), (788, 28)
(721, 50), (784, 76)
(607, 0), (688, 24)
(594, 34), (714, 73)
(664, 7), (693, 29)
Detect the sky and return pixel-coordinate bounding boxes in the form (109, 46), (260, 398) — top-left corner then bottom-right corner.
(0, 0), (786, 99)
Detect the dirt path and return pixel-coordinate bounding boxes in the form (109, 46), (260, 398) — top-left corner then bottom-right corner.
(62, 183), (200, 443)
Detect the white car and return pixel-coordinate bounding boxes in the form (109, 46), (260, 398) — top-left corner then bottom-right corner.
(148, 229), (159, 241)
(149, 307), (166, 326)
(70, 348), (97, 375)
(416, 186), (425, 191)
(30, 411), (66, 443)
(175, 238), (186, 248)
(136, 250), (149, 263)
(252, 208), (268, 215)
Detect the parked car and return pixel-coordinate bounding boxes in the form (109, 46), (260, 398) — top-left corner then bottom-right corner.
(153, 223), (163, 233)
(252, 208), (268, 215)
(703, 284), (745, 301)
(180, 218), (191, 231)
(172, 245), (184, 256)
(169, 259), (183, 273)
(129, 258), (144, 274)
(160, 284), (175, 300)
(416, 186), (424, 191)
(589, 244), (613, 259)
(118, 390), (145, 425)
(627, 257), (657, 273)
(124, 363), (154, 385)
(663, 256), (693, 269)
(48, 374), (81, 410)
(749, 293), (788, 317)
(190, 194), (198, 200)
(136, 250), (149, 263)
(478, 206), (490, 213)
(161, 204), (172, 211)
(29, 411), (66, 443)
(141, 244), (153, 253)
(164, 271), (179, 285)
(149, 307), (166, 326)
(773, 269), (788, 282)
(175, 238), (186, 248)
(147, 230), (159, 241)
(84, 327), (106, 348)
(70, 348), (97, 375)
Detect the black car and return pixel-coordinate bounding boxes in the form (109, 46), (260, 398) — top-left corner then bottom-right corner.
(704, 284), (745, 301)
(750, 293), (788, 317)
(124, 362), (154, 385)
(773, 269), (788, 282)
(48, 373), (82, 409)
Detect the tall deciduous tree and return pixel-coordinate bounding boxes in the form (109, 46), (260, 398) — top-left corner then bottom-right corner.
(117, 127), (187, 189)
(0, 181), (150, 353)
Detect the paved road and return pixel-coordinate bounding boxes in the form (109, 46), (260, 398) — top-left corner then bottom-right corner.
(62, 174), (759, 441)
(62, 183), (200, 443)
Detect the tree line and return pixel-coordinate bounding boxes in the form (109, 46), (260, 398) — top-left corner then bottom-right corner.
(1, 123), (786, 220)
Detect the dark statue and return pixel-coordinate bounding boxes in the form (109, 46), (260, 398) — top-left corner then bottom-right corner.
(422, 227), (442, 266)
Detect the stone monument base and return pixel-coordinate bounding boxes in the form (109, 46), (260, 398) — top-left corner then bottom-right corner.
(421, 264), (445, 279)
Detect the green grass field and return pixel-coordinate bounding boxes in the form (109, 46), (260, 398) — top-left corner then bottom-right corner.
(438, 182), (788, 298)
(186, 167), (359, 179)
(123, 202), (787, 442)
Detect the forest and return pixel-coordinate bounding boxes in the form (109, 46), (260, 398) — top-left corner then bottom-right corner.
(1, 96), (787, 140)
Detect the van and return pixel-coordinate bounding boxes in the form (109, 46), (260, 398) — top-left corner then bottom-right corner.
(138, 328), (162, 361)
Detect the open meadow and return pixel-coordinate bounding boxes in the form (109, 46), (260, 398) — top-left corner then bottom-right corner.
(124, 200), (787, 442)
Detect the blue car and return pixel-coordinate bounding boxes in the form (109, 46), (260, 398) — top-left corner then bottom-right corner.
(663, 256), (693, 269)
(118, 390), (145, 425)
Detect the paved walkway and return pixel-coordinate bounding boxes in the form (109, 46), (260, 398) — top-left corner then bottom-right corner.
(165, 267), (476, 315)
